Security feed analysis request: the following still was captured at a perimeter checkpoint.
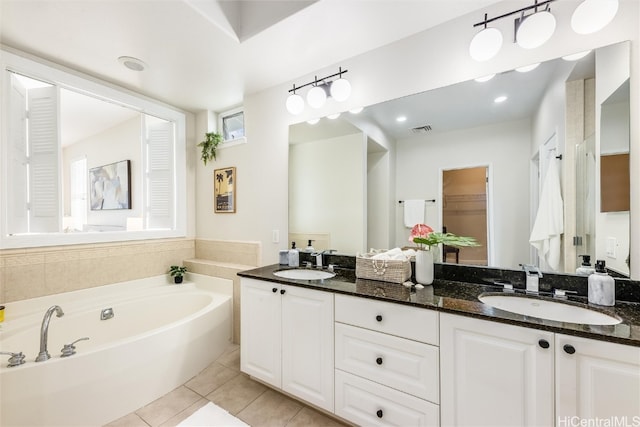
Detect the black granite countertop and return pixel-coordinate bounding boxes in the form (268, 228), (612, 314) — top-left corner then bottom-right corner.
(238, 264), (640, 347)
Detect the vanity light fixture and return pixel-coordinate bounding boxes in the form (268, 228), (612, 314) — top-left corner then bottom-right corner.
(470, 0), (617, 61)
(327, 113), (341, 120)
(562, 50), (592, 61)
(349, 107), (364, 114)
(516, 63), (541, 72)
(285, 67), (350, 114)
(306, 118), (320, 125)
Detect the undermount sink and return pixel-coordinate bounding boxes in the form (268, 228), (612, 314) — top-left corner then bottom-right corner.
(273, 269), (336, 280)
(478, 293), (622, 325)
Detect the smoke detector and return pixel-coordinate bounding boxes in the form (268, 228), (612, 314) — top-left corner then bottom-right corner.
(118, 56), (146, 72)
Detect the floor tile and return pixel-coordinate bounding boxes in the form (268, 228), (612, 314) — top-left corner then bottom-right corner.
(286, 407), (348, 427)
(158, 398), (208, 427)
(184, 361), (239, 396)
(217, 346), (241, 371)
(236, 389), (303, 427)
(136, 386), (201, 427)
(206, 374), (268, 415)
(104, 412), (150, 427)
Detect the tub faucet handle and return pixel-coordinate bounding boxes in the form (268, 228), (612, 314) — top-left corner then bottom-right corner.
(61, 337), (90, 358)
(0, 351), (26, 367)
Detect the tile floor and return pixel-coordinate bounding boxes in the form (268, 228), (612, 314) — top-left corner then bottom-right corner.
(105, 343), (349, 427)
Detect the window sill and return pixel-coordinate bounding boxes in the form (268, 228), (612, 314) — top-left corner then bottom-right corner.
(219, 137), (246, 150)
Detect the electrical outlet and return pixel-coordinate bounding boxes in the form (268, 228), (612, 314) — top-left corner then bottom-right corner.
(272, 229), (279, 243)
(606, 237), (617, 258)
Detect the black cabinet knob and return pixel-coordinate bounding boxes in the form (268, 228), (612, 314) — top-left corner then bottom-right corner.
(376, 315), (383, 322)
(376, 410), (383, 418)
(376, 357), (383, 365)
(280, 289), (286, 295)
(563, 344), (576, 354)
(538, 339), (550, 349)
(272, 288), (278, 293)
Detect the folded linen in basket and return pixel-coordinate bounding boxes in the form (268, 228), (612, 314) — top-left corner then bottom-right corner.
(370, 247), (412, 261)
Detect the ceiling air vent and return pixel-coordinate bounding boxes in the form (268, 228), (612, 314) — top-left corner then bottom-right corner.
(411, 125), (432, 133)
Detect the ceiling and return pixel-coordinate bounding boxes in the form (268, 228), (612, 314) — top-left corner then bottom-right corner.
(0, 0), (501, 114)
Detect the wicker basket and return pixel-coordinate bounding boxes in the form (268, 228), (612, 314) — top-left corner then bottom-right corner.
(355, 254), (412, 284)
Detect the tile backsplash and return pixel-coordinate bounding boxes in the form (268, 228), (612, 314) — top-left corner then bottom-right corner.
(0, 239), (195, 303)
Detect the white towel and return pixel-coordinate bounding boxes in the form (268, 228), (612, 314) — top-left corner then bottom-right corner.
(403, 199), (425, 228)
(529, 159), (564, 271)
(178, 402), (249, 427)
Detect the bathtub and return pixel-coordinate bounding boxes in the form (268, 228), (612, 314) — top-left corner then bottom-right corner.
(0, 273), (233, 426)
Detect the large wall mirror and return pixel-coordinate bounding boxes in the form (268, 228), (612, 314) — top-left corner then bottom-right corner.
(289, 41), (631, 278)
(1, 50), (187, 249)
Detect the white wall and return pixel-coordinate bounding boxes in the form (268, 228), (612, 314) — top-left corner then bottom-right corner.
(194, 0), (640, 274)
(395, 118), (531, 269)
(289, 133), (365, 254)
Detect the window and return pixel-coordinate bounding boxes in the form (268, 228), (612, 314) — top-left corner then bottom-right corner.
(1, 50), (186, 248)
(218, 107), (246, 147)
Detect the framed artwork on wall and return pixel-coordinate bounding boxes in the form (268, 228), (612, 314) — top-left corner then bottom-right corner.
(89, 159), (131, 210)
(214, 166), (236, 213)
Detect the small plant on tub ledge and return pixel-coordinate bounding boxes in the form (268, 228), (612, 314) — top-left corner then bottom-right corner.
(169, 265), (187, 284)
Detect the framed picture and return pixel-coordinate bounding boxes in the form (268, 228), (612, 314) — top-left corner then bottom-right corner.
(214, 166), (236, 213)
(89, 160), (131, 210)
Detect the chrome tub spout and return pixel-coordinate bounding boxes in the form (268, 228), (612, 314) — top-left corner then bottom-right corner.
(35, 305), (64, 362)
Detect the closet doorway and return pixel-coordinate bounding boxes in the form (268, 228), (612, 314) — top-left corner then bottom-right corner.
(442, 166), (489, 265)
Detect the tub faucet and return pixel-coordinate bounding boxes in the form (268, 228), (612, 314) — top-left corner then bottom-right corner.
(521, 264), (542, 294)
(35, 305), (64, 362)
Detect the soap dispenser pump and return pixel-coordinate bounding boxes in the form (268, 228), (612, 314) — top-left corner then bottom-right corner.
(305, 240), (315, 252)
(588, 260), (615, 306)
(288, 242), (300, 267)
(576, 255), (595, 276)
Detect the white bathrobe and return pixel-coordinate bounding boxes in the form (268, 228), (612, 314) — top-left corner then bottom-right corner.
(529, 159), (564, 271)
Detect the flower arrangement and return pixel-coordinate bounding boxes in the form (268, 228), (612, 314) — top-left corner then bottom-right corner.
(409, 224), (479, 250)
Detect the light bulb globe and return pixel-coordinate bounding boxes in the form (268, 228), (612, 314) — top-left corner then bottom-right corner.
(517, 11), (556, 49)
(469, 27), (503, 62)
(286, 93), (305, 115)
(571, 0), (618, 34)
(330, 78), (351, 102)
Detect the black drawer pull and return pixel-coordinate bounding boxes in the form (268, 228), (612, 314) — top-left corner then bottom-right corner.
(563, 344), (576, 354)
(376, 315), (383, 322)
(280, 289), (286, 295)
(272, 288), (278, 293)
(376, 357), (383, 365)
(538, 339), (550, 349)
(376, 409), (383, 418)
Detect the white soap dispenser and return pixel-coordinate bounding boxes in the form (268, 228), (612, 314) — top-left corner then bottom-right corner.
(288, 242), (300, 267)
(576, 255), (596, 276)
(588, 260), (615, 306)
(305, 240), (315, 253)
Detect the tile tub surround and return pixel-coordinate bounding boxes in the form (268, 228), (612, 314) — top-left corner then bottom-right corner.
(0, 238), (195, 303)
(239, 262), (640, 347)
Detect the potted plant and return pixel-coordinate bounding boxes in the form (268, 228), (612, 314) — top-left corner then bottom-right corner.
(197, 132), (223, 165)
(169, 265), (187, 284)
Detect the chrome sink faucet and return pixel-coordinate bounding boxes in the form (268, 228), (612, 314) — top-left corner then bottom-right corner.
(521, 264), (542, 294)
(35, 305), (64, 362)
(311, 249), (337, 268)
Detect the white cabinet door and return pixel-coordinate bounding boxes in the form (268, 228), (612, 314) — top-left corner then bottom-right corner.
(555, 334), (640, 424)
(440, 313), (554, 427)
(240, 278), (282, 388)
(281, 285), (334, 412)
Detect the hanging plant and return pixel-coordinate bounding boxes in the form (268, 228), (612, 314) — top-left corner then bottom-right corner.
(197, 132), (223, 165)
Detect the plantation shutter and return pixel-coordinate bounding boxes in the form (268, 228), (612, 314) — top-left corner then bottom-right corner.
(146, 118), (174, 229)
(28, 86), (61, 233)
(7, 74), (29, 234)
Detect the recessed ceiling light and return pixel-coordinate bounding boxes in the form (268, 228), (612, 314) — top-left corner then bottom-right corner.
(306, 118), (320, 125)
(327, 113), (341, 119)
(562, 50), (592, 61)
(475, 74), (496, 83)
(396, 116), (407, 122)
(516, 63), (540, 73)
(349, 107), (364, 114)
(118, 56), (146, 72)
(494, 95), (508, 103)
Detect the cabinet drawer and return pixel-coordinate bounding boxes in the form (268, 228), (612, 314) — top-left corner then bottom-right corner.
(335, 323), (439, 403)
(335, 294), (438, 344)
(335, 369), (439, 427)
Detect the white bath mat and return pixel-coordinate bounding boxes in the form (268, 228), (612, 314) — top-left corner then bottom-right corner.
(177, 402), (249, 427)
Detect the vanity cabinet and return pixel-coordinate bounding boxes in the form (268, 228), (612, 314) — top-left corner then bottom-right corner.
(240, 278), (334, 412)
(555, 334), (640, 422)
(440, 312), (555, 426)
(334, 294), (440, 426)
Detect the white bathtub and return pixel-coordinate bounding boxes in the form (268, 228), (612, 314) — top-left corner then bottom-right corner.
(0, 274), (233, 426)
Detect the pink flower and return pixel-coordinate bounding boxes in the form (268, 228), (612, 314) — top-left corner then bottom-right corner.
(409, 224), (434, 242)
